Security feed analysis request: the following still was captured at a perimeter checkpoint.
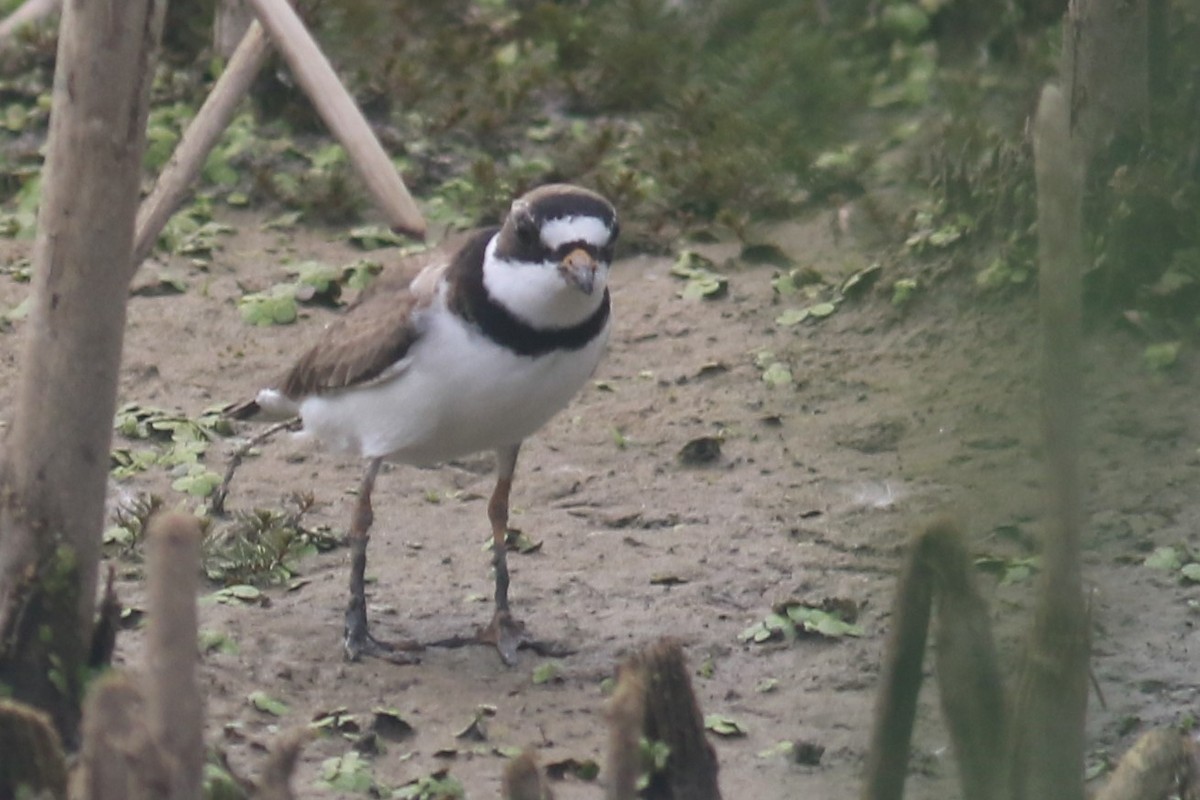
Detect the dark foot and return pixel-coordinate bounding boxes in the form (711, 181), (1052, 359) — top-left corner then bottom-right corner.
(344, 603), (421, 665)
(426, 611), (576, 666)
(480, 610), (530, 667)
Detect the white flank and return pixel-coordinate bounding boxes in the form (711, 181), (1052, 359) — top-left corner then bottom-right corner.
(482, 237), (610, 329)
(539, 216), (613, 250)
(297, 286), (610, 463)
(255, 388), (300, 418)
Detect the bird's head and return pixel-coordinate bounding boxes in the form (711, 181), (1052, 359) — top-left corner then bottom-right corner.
(486, 185), (619, 328)
(495, 184), (619, 295)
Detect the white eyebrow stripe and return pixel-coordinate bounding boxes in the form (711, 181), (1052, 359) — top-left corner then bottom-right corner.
(540, 216), (613, 250)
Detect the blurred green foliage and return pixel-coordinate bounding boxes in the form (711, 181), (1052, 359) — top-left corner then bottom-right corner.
(291, 0), (870, 239)
(0, 0), (1195, 326)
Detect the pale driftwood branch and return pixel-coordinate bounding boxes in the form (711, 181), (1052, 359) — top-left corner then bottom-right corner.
(146, 513), (204, 800)
(244, 0), (426, 238)
(1006, 83), (1088, 800)
(132, 21), (271, 266)
(0, 0), (58, 43)
(214, 0), (254, 59)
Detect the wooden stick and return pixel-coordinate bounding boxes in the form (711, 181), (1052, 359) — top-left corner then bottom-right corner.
(244, 0), (426, 238)
(0, 0), (163, 743)
(146, 513), (204, 800)
(209, 416), (300, 516)
(77, 673), (166, 800)
(860, 525), (934, 800)
(132, 21), (272, 267)
(606, 664), (646, 800)
(927, 521), (1005, 800)
(501, 750), (555, 800)
(623, 639), (722, 800)
(1006, 83), (1089, 800)
(0, 698), (67, 799)
(255, 727), (314, 800)
(0, 0), (59, 43)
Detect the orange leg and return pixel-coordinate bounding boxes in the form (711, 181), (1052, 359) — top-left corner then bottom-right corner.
(483, 445), (529, 665)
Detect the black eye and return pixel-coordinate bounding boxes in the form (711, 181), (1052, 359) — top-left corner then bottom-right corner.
(516, 212), (539, 245)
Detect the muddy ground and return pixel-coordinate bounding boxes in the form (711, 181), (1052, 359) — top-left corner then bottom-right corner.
(1, 203), (1198, 799)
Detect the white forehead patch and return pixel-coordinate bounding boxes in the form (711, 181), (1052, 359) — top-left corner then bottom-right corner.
(539, 216), (613, 251)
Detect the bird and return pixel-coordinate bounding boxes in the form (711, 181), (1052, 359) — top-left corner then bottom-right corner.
(231, 184), (619, 665)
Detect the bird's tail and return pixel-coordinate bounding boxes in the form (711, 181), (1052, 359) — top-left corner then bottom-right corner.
(223, 389), (300, 422)
(224, 398), (262, 420)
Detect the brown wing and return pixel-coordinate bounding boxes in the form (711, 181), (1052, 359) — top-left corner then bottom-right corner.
(278, 258), (447, 399)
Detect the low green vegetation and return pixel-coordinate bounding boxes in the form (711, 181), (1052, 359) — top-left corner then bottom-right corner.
(0, 0), (1193, 331)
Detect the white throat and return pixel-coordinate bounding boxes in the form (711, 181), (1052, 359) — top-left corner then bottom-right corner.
(481, 237), (608, 330)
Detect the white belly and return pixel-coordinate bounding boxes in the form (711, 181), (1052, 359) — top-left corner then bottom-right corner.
(298, 310), (609, 464)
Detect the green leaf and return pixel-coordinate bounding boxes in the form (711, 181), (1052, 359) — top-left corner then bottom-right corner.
(2, 296), (30, 323)
(611, 427), (630, 449)
(1181, 563), (1200, 584)
(319, 752), (376, 794)
(393, 770), (465, 800)
(308, 143), (348, 170)
(975, 554), (1041, 584)
(203, 762), (247, 800)
(786, 604), (864, 638)
(532, 662), (561, 685)
(248, 689), (289, 716)
(755, 677), (779, 693)
(880, 4), (930, 40)
(670, 250), (728, 300)
(807, 301), (837, 318)
(238, 286), (298, 326)
(771, 271), (799, 297)
(349, 225), (406, 250)
(206, 584), (263, 605)
(704, 713), (747, 737)
(775, 308), (810, 327)
(1144, 546), (1183, 571)
(891, 278), (919, 307)
(761, 362), (792, 388)
(342, 258), (384, 291)
(289, 261), (342, 304)
(840, 263), (882, 298)
(199, 629), (239, 655)
(680, 272), (728, 300)
(757, 740), (796, 759)
(263, 211), (303, 231)
(1144, 342), (1181, 371)
(977, 257), (1018, 290)
(171, 467), (222, 497)
(103, 525), (135, 546)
